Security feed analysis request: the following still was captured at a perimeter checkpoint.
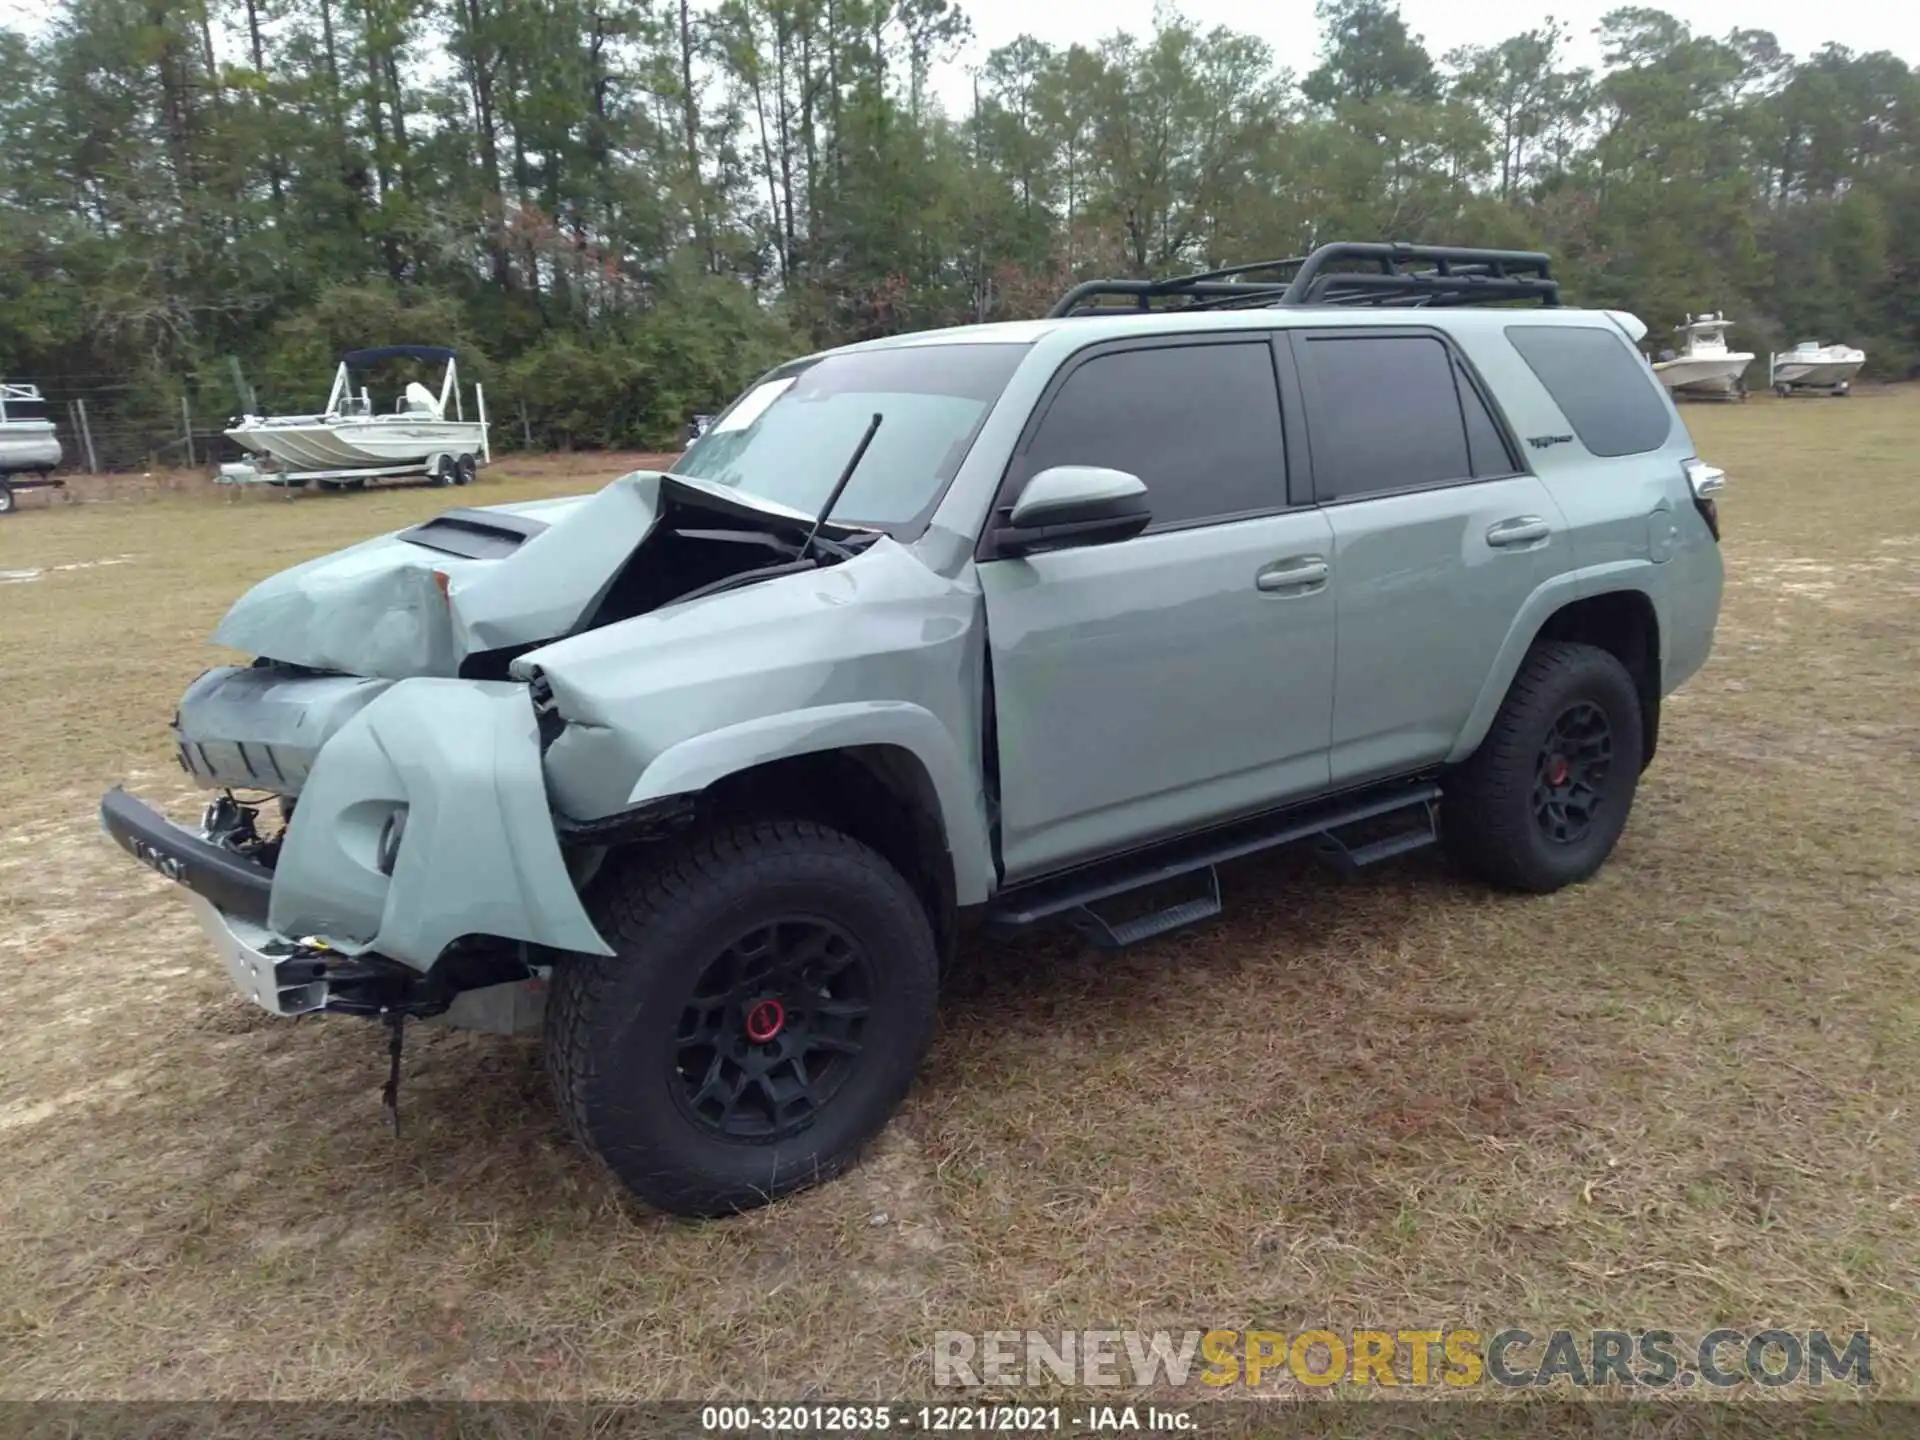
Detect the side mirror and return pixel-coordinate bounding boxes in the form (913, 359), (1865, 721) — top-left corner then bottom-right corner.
(997, 466), (1151, 557)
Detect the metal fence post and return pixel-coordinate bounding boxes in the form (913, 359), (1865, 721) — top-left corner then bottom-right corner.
(74, 398), (98, 473)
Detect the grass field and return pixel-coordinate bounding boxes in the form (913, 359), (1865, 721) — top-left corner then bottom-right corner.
(1, 400), (1916, 1403)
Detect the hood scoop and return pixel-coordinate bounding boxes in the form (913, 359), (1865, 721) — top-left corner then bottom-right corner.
(396, 507), (551, 560)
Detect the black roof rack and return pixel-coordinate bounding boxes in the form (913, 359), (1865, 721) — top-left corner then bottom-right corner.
(1046, 242), (1560, 318)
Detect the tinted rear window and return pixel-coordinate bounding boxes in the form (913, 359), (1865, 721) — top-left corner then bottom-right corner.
(1505, 325), (1673, 457)
(1458, 360), (1515, 477)
(1300, 335), (1471, 500)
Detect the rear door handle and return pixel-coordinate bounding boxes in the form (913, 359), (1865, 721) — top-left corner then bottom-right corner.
(1256, 557), (1330, 593)
(1486, 517), (1551, 549)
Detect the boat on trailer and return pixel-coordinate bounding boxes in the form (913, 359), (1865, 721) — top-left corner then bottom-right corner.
(0, 382), (65, 516)
(1651, 314), (1754, 401)
(222, 345), (489, 490)
(1769, 340), (1865, 397)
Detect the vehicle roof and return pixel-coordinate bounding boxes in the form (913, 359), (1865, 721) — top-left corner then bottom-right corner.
(821, 304), (1642, 360)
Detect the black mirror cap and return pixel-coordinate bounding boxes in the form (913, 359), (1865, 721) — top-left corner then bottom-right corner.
(994, 494), (1152, 558)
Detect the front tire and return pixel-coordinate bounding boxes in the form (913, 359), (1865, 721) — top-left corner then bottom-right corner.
(1442, 641), (1644, 894)
(545, 819), (940, 1217)
(0, 479), (14, 515)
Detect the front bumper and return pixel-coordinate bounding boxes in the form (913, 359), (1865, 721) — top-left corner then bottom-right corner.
(101, 790), (365, 1016)
(106, 675), (612, 988)
(184, 891), (331, 1015)
(100, 788), (273, 925)
(100, 791), (335, 1015)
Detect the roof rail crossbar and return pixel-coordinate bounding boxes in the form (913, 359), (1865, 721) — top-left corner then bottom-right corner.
(1047, 277), (1296, 316)
(1046, 241), (1559, 318)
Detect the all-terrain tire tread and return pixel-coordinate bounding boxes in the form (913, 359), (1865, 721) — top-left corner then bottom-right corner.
(1442, 640), (1642, 894)
(542, 818), (935, 1211)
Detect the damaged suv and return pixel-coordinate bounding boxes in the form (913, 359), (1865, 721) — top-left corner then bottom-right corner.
(101, 243), (1726, 1217)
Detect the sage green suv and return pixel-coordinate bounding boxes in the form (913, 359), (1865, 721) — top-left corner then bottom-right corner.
(102, 243), (1726, 1215)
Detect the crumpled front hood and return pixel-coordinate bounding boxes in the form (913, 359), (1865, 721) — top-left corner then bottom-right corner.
(212, 472), (680, 679)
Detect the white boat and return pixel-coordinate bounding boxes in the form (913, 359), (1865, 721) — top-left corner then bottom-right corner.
(226, 345), (489, 482)
(0, 383), (62, 475)
(1651, 314), (1754, 400)
(1769, 340), (1865, 396)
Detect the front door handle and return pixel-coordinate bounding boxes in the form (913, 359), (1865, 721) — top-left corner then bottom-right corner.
(1256, 557), (1330, 593)
(1486, 517), (1551, 549)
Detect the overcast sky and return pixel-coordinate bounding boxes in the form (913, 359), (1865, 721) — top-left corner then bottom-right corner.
(928, 0), (1920, 112)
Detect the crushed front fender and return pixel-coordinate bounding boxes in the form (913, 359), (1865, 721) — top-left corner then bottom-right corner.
(270, 678), (613, 968)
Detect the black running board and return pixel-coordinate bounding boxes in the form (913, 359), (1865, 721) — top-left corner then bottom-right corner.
(987, 779), (1442, 948)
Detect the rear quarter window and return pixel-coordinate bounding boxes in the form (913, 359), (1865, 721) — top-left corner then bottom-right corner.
(1504, 324), (1674, 458)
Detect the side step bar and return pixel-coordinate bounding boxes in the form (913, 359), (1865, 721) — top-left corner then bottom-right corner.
(988, 780), (1442, 949)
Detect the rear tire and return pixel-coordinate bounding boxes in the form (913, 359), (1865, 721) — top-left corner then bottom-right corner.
(431, 454), (457, 486)
(454, 453), (477, 486)
(1442, 641), (1644, 894)
(544, 819), (939, 1217)
(0, 479), (14, 515)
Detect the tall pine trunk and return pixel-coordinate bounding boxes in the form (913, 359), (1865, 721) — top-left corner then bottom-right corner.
(678, 0), (711, 269)
(242, 0), (286, 211)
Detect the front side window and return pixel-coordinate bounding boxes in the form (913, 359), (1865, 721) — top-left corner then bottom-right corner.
(1011, 341), (1289, 528)
(673, 343), (1028, 535)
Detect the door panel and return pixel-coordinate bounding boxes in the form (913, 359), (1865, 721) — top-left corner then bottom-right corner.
(981, 509), (1336, 882)
(1324, 477), (1560, 784)
(1288, 326), (1564, 787)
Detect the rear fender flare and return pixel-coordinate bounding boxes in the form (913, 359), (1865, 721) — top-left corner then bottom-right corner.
(1447, 564), (1662, 765)
(626, 702), (994, 905)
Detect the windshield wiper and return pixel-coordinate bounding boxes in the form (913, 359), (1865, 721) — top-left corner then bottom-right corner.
(666, 414), (885, 607)
(799, 412), (882, 563)
(665, 411), (883, 562)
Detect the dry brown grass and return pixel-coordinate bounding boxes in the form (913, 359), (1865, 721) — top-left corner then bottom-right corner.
(0, 404), (1916, 1403)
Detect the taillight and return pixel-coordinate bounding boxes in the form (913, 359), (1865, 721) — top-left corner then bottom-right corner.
(1683, 458), (1725, 542)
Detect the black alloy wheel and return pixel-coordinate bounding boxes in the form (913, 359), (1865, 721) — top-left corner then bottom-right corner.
(1532, 701), (1613, 845)
(672, 917), (875, 1141)
(544, 818), (940, 1217)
